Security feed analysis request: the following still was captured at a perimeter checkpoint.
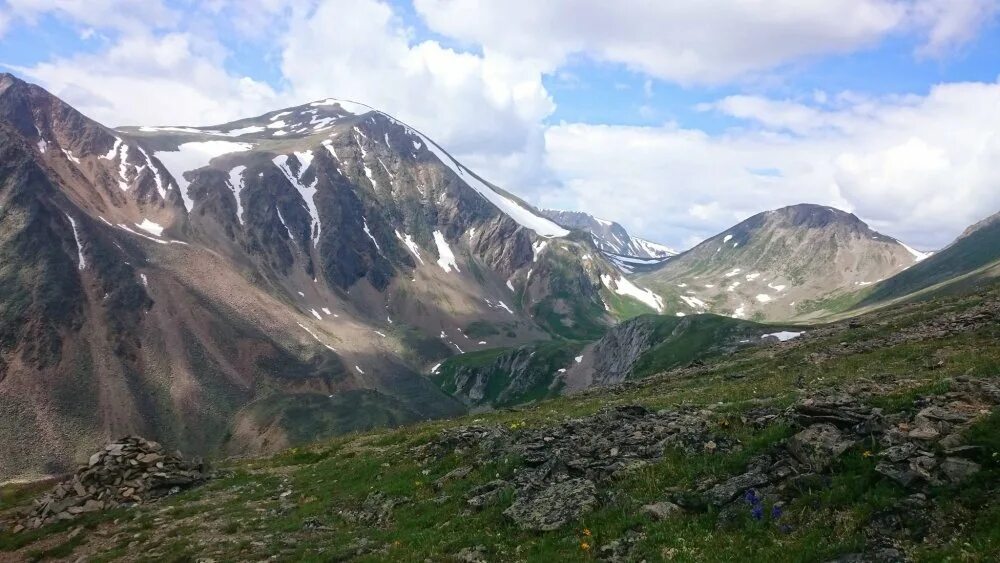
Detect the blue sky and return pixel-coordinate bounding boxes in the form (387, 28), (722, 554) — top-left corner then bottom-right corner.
(2, 0), (999, 249)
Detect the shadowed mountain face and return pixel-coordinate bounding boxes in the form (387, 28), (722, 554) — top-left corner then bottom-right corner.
(857, 211), (1000, 307)
(636, 204), (928, 321)
(0, 74), (658, 479)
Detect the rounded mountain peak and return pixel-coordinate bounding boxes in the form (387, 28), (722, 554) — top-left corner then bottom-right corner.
(766, 203), (867, 230)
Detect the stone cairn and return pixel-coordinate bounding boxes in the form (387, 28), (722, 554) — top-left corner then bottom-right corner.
(15, 436), (209, 532)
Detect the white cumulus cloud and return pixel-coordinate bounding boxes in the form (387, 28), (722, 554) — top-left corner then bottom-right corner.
(543, 81), (1000, 250)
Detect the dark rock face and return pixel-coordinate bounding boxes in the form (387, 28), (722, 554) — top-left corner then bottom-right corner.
(588, 316), (660, 386)
(2, 74), (627, 480)
(15, 436), (209, 532)
(0, 127), (86, 370)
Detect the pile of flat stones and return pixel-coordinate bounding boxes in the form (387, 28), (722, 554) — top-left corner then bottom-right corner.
(14, 436), (209, 532)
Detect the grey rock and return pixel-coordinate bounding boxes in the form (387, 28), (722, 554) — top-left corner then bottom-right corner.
(706, 470), (771, 506)
(340, 492), (409, 527)
(454, 545), (488, 562)
(503, 478), (598, 531)
(642, 501), (683, 520)
(879, 443), (917, 463)
(940, 457), (980, 483)
(787, 423), (855, 471)
(465, 480), (510, 510)
(436, 465), (473, 488)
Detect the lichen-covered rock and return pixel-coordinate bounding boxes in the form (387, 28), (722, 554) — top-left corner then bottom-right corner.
(503, 478), (598, 531)
(786, 423), (855, 471)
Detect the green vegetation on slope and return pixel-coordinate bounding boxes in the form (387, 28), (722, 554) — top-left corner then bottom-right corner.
(431, 340), (587, 407)
(628, 313), (797, 379)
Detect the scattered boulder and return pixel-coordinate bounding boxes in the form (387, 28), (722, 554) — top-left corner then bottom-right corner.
(18, 436), (209, 530)
(642, 501), (683, 520)
(503, 478), (598, 531)
(706, 470), (771, 506)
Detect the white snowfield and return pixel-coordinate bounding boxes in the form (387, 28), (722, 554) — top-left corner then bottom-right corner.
(680, 295), (707, 310)
(64, 214), (86, 270)
(155, 141), (253, 212)
(395, 230), (424, 264)
(633, 237), (678, 257)
(135, 219), (164, 236)
(762, 331), (803, 342)
(227, 165), (247, 225)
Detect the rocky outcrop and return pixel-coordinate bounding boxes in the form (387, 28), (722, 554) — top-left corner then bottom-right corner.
(419, 404), (738, 530)
(587, 316), (660, 386)
(417, 374), (998, 543)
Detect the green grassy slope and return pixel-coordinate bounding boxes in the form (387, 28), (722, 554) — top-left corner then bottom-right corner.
(627, 314), (799, 379)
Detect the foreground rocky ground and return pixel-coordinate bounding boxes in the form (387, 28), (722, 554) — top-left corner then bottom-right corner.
(1, 287), (998, 561)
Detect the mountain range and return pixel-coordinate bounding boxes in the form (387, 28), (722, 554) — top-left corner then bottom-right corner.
(1, 72), (998, 480)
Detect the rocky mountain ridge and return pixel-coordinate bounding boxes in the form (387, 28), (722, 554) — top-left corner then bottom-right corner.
(538, 209), (677, 260)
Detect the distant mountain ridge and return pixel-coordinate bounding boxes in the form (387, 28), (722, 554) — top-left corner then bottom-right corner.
(539, 209), (677, 259)
(636, 204), (928, 320)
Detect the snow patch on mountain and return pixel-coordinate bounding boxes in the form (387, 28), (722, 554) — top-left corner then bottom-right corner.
(898, 241), (931, 262)
(762, 331), (803, 342)
(680, 295), (707, 310)
(433, 231), (460, 273)
(64, 214), (85, 270)
(362, 217), (381, 252)
(155, 141), (252, 212)
(273, 152), (321, 245)
(601, 274), (664, 312)
(135, 219), (164, 236)
(396, 230), (424, 265)
(227, 165), (247, 225)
